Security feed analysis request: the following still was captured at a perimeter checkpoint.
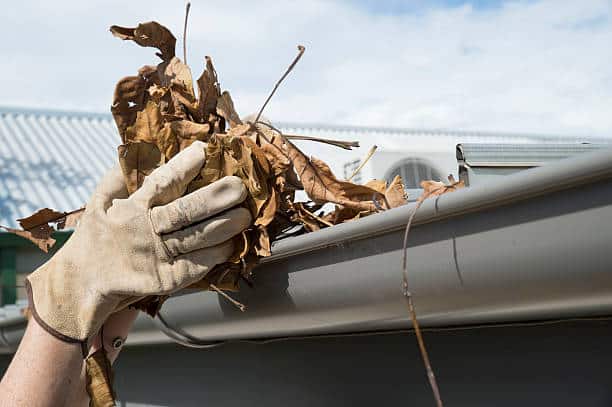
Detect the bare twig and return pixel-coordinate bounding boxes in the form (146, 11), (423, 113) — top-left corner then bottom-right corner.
(347, 145), (378, 181)
(183, 2), (191, 64)
(284, 134), (359, 150)
(255, 45), (305, 123)
(299, 205), (334, 227)
(254, 120), (285, 138)
(210, 283), (247, 312)
(401, 190), (444, 407)
(253, 121), (359, 150)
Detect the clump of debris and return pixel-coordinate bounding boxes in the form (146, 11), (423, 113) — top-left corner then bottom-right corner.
(110, 20), (409, 313)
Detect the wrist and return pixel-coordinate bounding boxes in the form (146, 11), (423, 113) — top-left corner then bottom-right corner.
(88, 308), (139, 363)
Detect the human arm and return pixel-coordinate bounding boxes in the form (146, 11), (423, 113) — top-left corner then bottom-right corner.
(0, 308), (138, 407)
(0, 141), (251, 406)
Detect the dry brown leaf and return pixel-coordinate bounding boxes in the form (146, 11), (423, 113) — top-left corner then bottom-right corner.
(256, 185), (279, 227)
(85, 349), (115, 407)
(118, 142), (163, 194)
(110, 22), (176, 61)
(0, 208), (87, 252)
(158, 57), (198, 119)
(364, 179), (387, 194)
(197, 56), (222, 124)
(216, 91), (242, 128)
(0, 226), (56, 253)
(169, 120), (210, 140)
(386, 175), (408, 208)
(57, 208), (85, 229)
(420, 179), (465, 200)
(286, 141), (382, 211)
(292, 202), (324, 232)
(260, 136), (290, 177)
(254, 226), (272, 257)
(125, 100), (163, 144)
(111, 66), (159, 142)
(322, 206), (365, 225)
(17, 208), (65, 230)
(198, 135), (272, 220)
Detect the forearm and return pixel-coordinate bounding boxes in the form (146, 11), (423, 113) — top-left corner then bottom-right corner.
(0, 308), (139, 407)
(0, 317), (83, 407)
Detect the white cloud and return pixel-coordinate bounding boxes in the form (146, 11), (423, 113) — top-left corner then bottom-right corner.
(2, 0), (611, 137)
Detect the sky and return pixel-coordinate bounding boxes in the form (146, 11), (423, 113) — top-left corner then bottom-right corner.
(2, 0), (612, 137)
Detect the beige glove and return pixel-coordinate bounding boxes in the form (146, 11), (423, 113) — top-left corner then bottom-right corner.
(26, 141), (252, 346)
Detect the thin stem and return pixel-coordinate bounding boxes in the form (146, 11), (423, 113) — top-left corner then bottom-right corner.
(299, 205), (334, 227)
(347, 145), (378, 181)
(183, 2), (191, 64)
(253, 121), (359, 151)
(255, 45), (305, 123)
(254, 120), (286, 139)
(284, 134), (359, 150)
(401, 192), (444, 407)
(210, 283), (247, 312)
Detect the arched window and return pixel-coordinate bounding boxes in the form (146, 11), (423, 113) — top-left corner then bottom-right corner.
(384, 158), (443, 190)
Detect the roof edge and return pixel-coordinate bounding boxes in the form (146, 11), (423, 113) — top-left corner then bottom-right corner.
(1, 105), (606, 141)
(0, 105), (112, 121)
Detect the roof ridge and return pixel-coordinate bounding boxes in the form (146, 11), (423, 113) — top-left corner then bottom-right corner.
(0, 106), (111, 121)
(274, 121), (595, 141)
(0, 105), (608, 142)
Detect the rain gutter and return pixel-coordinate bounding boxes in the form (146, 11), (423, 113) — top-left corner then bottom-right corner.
(2, 147), (612, 351)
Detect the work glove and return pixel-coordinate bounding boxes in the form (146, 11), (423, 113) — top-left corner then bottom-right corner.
(25, 141), (252, 347)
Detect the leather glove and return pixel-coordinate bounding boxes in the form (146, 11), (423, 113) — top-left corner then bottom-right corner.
(26, 141), (252, 347)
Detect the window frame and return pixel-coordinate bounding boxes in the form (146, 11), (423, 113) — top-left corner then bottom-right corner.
(383, 158), (443, 201)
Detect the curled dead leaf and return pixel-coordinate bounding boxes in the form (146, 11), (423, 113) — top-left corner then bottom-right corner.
(286, 140), (382, 211)
(216, 91), (242, 128)
(110, 21), (176, 61)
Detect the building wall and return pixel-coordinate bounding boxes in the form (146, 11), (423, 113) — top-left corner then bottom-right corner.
(1, 319), (611, 406)
(0, 232), (67, 304)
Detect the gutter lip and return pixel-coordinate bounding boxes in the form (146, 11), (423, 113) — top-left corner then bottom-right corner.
(263, 146), (612, 263)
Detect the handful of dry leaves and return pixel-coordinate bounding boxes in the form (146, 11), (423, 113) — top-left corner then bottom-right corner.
(106, 20), (408, 314)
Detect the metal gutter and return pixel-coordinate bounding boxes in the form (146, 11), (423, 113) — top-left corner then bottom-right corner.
(264, 146), (612, 262)
(128, 146), (612, 344)
(2, 147), (612, 350)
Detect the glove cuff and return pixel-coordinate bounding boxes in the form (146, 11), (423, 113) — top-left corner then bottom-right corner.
(25, 277), (89, 357)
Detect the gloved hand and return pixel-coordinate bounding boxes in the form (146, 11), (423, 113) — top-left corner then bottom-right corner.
(26, 141), (252, 347)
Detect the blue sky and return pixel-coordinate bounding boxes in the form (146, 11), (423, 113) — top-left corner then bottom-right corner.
(349, 0), (511, 14)
(1, 0), (611, 137)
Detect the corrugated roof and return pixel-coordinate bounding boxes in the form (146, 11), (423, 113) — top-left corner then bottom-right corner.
(0, 107), (119, 227)
(1, 105), (609, 227)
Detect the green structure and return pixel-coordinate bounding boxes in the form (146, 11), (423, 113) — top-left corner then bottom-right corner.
(0, 232), (72, 305)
